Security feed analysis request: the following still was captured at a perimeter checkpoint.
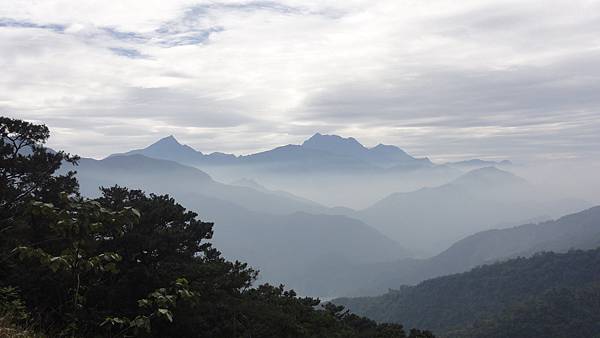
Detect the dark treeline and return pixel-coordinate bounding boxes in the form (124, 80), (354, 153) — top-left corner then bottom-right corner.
(0, 116), (435, 337)
(335, 248), (600, 338)
(453, 282), (600, 338)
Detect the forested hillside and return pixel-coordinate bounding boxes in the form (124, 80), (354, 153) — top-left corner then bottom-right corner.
(335, 248), (600, 337)
(452, 283), (600, 338)
(0, 117), (435, 337)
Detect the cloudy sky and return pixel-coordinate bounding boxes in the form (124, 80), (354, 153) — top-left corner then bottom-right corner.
(1, 0), (600, 161)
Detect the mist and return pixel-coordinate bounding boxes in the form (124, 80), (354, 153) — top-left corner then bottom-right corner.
(59, 133), (598, 297)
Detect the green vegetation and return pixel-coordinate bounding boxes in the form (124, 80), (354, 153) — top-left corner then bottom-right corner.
(452, 282), (600, 338)
(335, 248), (600, 337)
(0, 116), (435, 337)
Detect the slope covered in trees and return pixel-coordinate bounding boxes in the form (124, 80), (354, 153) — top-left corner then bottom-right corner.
(0, 116), (434, 337)
(452, 283), (600, 338)
(335, 248), (600, 337)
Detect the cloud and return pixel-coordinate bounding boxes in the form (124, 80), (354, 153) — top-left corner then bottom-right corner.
(109, 47), (146, 58)
(0, 17), (65, 32)
(1, 0), (599, 161)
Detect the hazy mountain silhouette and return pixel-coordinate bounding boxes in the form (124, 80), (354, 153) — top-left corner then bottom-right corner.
(302, 133), (366, 157)
(449, 166), (525, 187)
(108, 134), (461, 208)
(238, 144), (376, 172)
(230, 178), (322, 207)
(112, 133), (432, 172)
(301, 133), (431, 168)
(65, 154), (410, 296)
(435, 205), (600, 267)
(302, 205), (600, 296)
(115, 135), (236, 165)
(445, 159), (512, 169)
(355, 167), (588, 254)
(75, 154), (324, 215)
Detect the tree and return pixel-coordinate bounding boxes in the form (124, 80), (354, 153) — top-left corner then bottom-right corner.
(92, 186), (259, 337)
(1, 117), (79, 279)
(0, 116), (79, 224)
(12, 194), (139, 336)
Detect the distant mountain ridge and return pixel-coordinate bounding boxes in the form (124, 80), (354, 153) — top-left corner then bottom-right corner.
(354, 166), (588, 253)
(75, 154), (323, 215)
(450, 166), (526, 188)
(301, 133), (432, 168)
(67, 153), (411, 296)
(109, 134), (501, 208)
(230, 177), (322, 207)
(445, 158), (512, 169)
(435, 205), (600, 267)
(112, 134), (517, 173)
(116, 135), (237, 165)
(303, 205), (600, 297)
(112, 133), (432, 171)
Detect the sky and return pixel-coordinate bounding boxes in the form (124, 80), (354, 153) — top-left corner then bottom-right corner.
(1, 0), (600, 162)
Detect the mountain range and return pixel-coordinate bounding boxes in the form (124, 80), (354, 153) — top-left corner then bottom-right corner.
(109, 134), (477, 208)
(67, 149), (594, 297)
(114, 133), (433, 171)
(302, 205), (600, 296)
(353, 166), (588, 253)
(75, 154), (325, 216)
(65, 154), (411, 295)
(80, 133), (595, 297)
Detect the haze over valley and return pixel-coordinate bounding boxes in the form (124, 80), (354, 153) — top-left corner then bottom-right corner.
(62, 132), (595, 296)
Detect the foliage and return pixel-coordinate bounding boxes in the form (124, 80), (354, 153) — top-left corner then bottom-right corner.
(9, 194), (139, 335)
(336, 249), (600, 337)
(451, 282), (600, 338)
(102, 278), (197, 336)
(0, 287), (38, 338)
(0, 116), (80, 294)
(0, 287), (29, 322)
(0, 116), (79, 225)
(0, 316), (39, 338)
(0, 116), (434, 337)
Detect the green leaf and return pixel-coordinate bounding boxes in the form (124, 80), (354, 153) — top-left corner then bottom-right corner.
(157, 308), (173, 322)
(137, 299), (150, 308)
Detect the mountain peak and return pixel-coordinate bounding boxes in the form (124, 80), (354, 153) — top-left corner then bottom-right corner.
(300, 133), (428, 167)
(304, 133), (363, 144)
(121, 135), (204, 162)
(370, 143), (407, 154)
(154, 135), (181, 145)
(302, 133), (366, 156)
(147, 135), (195, 151)
(453, 166), (527, 187)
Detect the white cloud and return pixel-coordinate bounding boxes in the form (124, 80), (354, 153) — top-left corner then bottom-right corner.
(1, 0), (600, 161)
